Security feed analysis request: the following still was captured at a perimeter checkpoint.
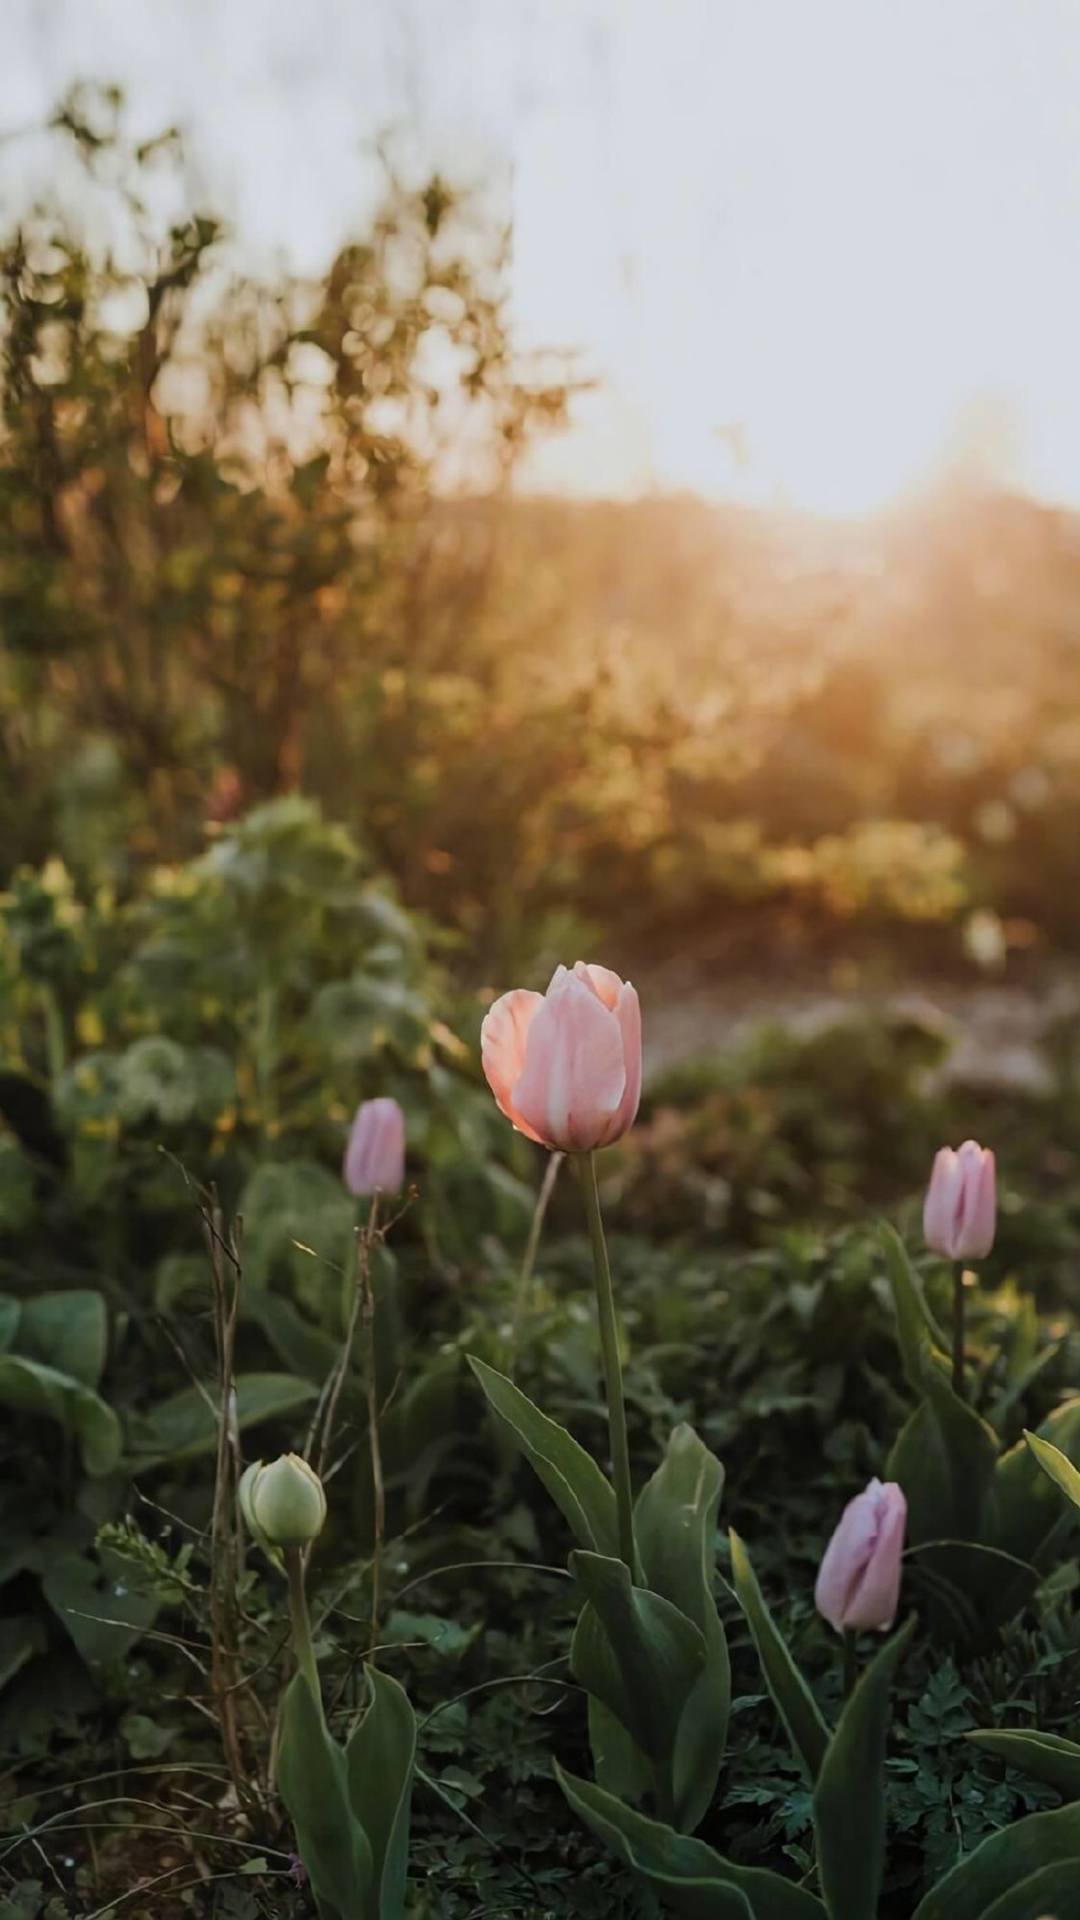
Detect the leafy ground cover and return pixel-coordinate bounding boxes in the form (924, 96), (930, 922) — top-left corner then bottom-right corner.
(3, 808), (1080, 1916)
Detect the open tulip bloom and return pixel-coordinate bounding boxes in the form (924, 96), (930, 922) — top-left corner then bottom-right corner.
(482, 962), (642, 1567)
(923, 1139), (996, 1397)
(481, 961), (642, 1153)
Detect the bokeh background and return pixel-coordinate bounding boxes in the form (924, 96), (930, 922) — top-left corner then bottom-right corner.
(5, 0), (1080, 1017)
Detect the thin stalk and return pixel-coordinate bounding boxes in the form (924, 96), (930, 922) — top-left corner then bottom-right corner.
(507, 1150), (563, 1376)
(952, 1262), (966, 1399)
(578, 1151), (635, 1574)
(359, 1226), (386, 1663)
(843, 1630), (858, 1699)
(284, 1546), (322, 1714)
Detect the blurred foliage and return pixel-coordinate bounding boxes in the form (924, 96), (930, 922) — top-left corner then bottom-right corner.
(6, 91), (1080, 983)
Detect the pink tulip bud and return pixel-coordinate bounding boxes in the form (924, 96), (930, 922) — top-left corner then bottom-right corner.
(343, 1097), (405, 1197)
(923, 1140), (996, 1260)
(481, 961), (642, 1153)
(815, 1478), (907, 1634)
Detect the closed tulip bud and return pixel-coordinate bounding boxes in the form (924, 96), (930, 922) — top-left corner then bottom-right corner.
(239, 1453), (327, 1549)
(923, 1139), (996, 1261)
(481, 961), (642, 1153)
(343, 1096), (405, 1197)
(815, 1478), (907, 1634)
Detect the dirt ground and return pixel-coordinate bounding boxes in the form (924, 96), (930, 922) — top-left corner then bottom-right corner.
(639, 956), (1080, 1095)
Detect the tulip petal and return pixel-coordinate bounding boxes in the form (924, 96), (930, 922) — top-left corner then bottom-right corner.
(481, 989), (546, 1142)
(600, 981), (642, 1145)
(573, 960), (624, 1010)
(923, 1147), (962, 1257)
(814, 1481), (881, 1632)
(512, 973), (626, 1152)
(955, 1142), (996, 1259)
(845, 1486), (907, 1632)
(344, 1096), (406, 1195)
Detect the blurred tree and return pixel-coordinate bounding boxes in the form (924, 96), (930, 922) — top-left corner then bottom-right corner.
(0, 85), (571, 882)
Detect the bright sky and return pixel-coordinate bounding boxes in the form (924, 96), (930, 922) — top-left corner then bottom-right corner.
(5, 0), (1080, 515)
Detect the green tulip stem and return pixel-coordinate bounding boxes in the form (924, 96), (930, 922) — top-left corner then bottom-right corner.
(842, 1629), (858, 1699)
(285, 1545), (323, 1715)
(952, 1261), (966, 1400)
(579, 1151), (636, 1574)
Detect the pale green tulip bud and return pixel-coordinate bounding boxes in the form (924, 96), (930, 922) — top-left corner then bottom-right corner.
(239, 1453), (327, 1549)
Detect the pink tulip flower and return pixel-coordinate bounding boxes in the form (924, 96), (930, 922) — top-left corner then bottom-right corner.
(481, 961), (642, 1153)
(923, 1140), (996, 1261)
(343, 1097), (405, 1197)
(815, 1478), (907, 1634)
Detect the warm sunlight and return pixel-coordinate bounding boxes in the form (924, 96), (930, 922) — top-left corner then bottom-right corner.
(7, 0), (1080, 519)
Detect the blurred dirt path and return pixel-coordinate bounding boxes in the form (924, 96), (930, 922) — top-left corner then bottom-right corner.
(639, 958), (1080, 1094)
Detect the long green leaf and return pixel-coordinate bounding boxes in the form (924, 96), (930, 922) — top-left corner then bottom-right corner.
(979, 1858), (1080, 1919)
(1023, 1427), (1080, 1514)
(984, 1399), (1080, 1622)
(729, 1529), (830, 1781)
(879, 1222), (948, 1381)
(279, 1672), (373, 1920)
(468, 1356), (618, 1555)
(555, 1763), (827, 1920)
(569, 1551), (706, 1768)
(0, 1353), (120, 1475)
(912, 1804), (1080, 1920)
(586, 1694), (653, 1805)
(881, 1227), (997, 1543)
(345, 1665), (416, 1920)
(967, 1727), (1080, 1800)
(636, 1424), (730, 1831)
(813, 1617), (915, 1920)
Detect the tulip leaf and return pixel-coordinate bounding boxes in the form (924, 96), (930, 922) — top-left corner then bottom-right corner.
(1023, 1426), (1080, 1514)
(911, 1804), (1080, 1920)
(635, 1423), (730, 1831)
(978, 1858), (1080, 1920)
(569, 1550), (706, 1771)
(279, 1671), (373, 1920)
(729, 1528), (830, 1781)
(879, 1222), (949, 1384)
(967, 1727), (1080, 1800)
(993, 1400), (1080, 1549)
(813, 1616), (915, 1920)
(0, 1353), (121, 1475)
(983, 1399), (1080, 1619)
(586, 1694), (653, 1805)
(881, 1227), (997, 1543)
(345, 1664), (416, 1920)
(468, 1356), (618, 1556)
(555, 1762), (828, 1920)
